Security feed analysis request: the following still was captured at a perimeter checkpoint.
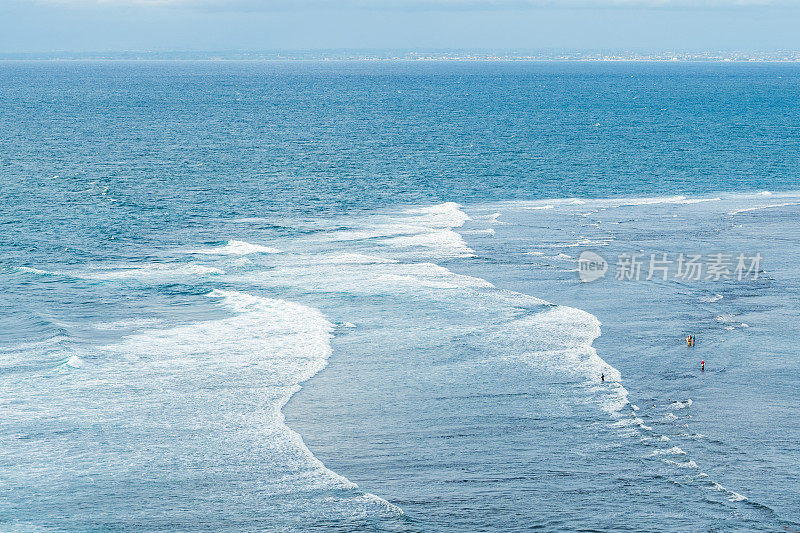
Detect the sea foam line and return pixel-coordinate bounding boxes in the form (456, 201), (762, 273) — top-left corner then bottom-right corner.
(729, 202), (800, 215)
(209, 290), (403, 515)
(98, 288), (403, 517)
(190, 239), (283, 255)
(438, 201), (768, 512)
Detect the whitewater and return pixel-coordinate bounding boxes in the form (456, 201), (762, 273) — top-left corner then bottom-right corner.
(7, 195), (798, 530)
(4, 60), (800, 532)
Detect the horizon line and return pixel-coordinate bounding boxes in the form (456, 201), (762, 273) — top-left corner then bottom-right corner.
(3, 49), (800, 62)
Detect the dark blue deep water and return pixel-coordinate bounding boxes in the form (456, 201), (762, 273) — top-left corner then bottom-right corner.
(1, 61), (799, 531)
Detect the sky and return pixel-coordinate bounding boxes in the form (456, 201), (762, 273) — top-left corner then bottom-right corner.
(1, 0), (799, 54)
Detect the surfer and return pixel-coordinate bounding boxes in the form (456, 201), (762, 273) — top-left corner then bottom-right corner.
(601, 373), (605, 382)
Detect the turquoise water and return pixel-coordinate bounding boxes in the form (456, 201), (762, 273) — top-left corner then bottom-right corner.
(1, 61), (799, 531)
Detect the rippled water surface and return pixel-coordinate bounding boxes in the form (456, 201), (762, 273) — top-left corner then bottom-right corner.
(1, 61), (799, 531)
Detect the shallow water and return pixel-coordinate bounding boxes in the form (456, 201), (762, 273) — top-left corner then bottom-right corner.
(1, 61), (799, 531)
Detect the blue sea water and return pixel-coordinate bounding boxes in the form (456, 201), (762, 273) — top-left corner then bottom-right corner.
(1, 60), (799, 531)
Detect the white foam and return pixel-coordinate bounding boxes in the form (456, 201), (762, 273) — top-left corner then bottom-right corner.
(561, 238), (613, 248)
(400, 202), (471, 228)
(14, 266), (56, 276)
(710, 482), (748, 502)
(97, 289), (399, 513)
(383, 273), (462, 290)
(604, 195), (688, 207)
(676, 197), (721, 204)
(78, 264), (224, 281)
(94, 318), (163, 331)
(729, 202), (800, 215)
(478, 212), (506, 224)
(648, 446), (687, 456)
(61, 355), (84, 368)
(272, 199), (771, 513)
(358, 493), (404, 515)
(34, 195), (775, 518)
(234, 256), (493, 296)
(502, 305), (629, 415)
(317, 223), (421, 243)
(670, 399), (693, 410)
(191, 240), (282, 255)
(463, 228), (496, 236)
(614, 416), (649, 430)
(306, 253), (398, 264)
(663, 459), (699, 469)
(229, 256), (253, 267)
(490, 198), (587, 211)
(383, 263), (495, 290)
(174, 200), (768, 513)
(332, 203), (476, 258)
(382, 228), (475, 258)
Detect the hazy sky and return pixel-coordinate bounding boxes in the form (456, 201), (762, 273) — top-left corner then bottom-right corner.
(1, 0), (799, 53)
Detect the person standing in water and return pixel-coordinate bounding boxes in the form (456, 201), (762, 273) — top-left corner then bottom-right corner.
(601, 373), (605, 382)
(701, 360), (705, 371)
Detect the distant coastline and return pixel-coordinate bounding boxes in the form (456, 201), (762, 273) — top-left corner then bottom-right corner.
(3, 49), (800, 62)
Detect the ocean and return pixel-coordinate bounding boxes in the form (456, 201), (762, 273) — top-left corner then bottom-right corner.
(1, 60), (799, 532)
